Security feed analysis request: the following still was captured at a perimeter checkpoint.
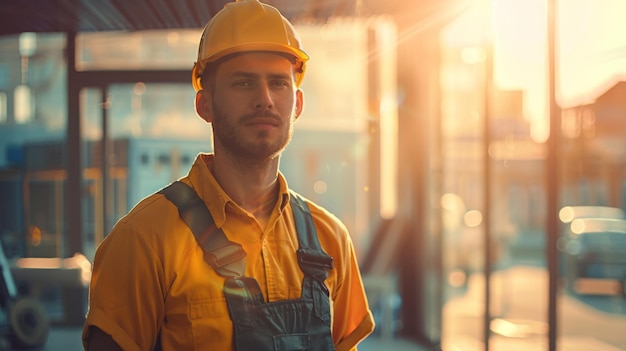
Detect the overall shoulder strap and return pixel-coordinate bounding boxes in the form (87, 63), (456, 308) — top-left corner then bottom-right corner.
(290, 191), (334, 322)
(159, 181), (246, 277)
(289, 191), (334, 282)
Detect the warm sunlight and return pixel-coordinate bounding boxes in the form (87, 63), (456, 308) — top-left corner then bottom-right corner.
(494, 0), (626, 142)
(444, 0), (626, 142)
(557, 0), (626, 106)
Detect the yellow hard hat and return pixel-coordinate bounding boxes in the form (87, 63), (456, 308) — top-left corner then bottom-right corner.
(191, 0), (309, 91)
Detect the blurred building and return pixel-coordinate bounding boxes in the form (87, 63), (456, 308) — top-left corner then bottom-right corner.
(561, 80), (626, 208)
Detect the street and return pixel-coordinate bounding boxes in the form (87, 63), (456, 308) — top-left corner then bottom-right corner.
(442, 265), (626, 350)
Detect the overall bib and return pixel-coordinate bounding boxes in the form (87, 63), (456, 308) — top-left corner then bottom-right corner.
(160, 181), (335, 351)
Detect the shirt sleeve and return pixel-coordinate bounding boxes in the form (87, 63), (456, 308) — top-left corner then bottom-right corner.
(82, 221), (165, 351)
(331, 234), (375, 351)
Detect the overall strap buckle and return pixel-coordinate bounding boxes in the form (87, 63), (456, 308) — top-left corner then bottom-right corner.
(297, 248), (333, 281)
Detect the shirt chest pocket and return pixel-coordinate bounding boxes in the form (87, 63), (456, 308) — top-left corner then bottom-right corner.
(189, 297), (233, 349)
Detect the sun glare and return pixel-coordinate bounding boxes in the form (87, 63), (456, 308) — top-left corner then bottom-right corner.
(444, 0), (626, 143)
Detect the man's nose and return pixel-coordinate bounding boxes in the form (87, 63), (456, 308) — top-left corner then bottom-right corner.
(254, 82), (274, 109)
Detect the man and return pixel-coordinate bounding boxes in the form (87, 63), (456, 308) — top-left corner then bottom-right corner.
(82, 0), (375, 350)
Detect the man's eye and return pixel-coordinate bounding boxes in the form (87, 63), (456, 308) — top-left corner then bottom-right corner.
(234, 80), (252, 87)
(272, 80), (290, 88)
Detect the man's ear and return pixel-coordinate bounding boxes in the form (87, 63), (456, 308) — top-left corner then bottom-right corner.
(195, 90), (213, 123)
(294, 89), (304, 120)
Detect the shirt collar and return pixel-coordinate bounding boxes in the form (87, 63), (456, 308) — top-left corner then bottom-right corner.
(186, 153), (291, 227)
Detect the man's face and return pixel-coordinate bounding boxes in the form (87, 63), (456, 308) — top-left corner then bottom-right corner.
(201, 52), (303, 162)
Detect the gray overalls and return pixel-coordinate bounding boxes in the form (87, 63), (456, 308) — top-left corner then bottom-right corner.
(160, 181), (335, 351)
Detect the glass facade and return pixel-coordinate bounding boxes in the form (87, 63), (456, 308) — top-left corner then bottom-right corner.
(438, 1), (626, 350)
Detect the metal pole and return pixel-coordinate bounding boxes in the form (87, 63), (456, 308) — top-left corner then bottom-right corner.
(546, 0), (560, 349)
(482, 43), (493, 351)
(65, 31), (86, 325)
(66, 33), (81, 257)
(101, 88), (111, 236)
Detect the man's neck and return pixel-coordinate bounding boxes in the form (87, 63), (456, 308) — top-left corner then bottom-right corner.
(207, 153), (280, 226)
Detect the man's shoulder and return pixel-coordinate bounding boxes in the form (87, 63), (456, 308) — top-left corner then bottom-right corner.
(112, 185), (186, 240)
(103, 185), (202, 258)
(289, 190), (348, 237)
(123, 190), (175, 222)
(290, 190), (331, 216)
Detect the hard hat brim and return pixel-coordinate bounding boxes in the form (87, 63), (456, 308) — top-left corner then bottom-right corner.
(191, 43), (309, 91)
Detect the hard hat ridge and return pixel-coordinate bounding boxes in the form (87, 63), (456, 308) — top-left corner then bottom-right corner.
(191, 0), (309, 91)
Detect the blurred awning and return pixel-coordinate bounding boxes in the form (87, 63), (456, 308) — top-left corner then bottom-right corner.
(0, 0), (468, 38)
(0, 0), (359, 35)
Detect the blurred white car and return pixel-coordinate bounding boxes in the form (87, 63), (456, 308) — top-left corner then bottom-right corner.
(560, 216), (626, 295)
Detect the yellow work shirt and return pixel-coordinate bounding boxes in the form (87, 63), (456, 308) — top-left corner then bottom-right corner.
(83, 153), (375, 351)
